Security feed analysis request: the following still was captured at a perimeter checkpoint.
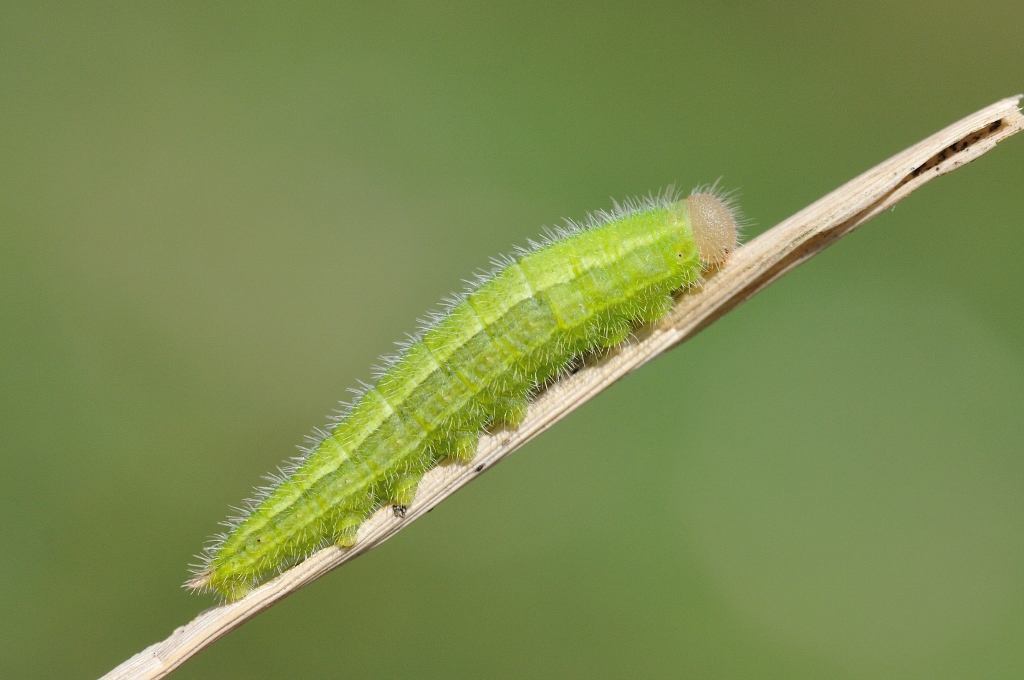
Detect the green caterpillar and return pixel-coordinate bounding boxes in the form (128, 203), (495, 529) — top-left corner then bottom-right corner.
(190, 187), (740, 601)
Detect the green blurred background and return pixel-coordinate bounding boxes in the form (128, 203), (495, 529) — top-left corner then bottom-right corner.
(2, 2), (1022, 678)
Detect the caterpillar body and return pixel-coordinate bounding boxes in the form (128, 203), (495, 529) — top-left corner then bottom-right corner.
(191, 188), (740, 601)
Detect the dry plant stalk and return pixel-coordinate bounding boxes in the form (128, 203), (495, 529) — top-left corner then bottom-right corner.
(102, 95), (1023, 680)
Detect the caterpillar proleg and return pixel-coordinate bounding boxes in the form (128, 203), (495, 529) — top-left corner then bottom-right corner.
(190, 186), (741, 601)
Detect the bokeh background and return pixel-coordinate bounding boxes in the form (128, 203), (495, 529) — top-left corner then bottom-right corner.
(2, 2), (1023, 678)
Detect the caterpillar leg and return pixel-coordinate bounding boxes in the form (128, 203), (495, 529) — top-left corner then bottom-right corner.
(636, 293), (674, 325)
(594, 317), (632, 348)
(390, 469), (425, 517)
(331, 512), (363, 548)
(490, 395), (528, 429)
(433, 430), (479, 463)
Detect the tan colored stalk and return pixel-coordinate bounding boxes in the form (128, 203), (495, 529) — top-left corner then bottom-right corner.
(102, 95), (1023, 680)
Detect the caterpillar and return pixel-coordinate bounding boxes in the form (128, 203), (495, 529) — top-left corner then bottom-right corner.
(189, 186), (741, 601)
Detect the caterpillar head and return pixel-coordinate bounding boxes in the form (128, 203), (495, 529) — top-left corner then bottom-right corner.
(686, 191), (740, 267)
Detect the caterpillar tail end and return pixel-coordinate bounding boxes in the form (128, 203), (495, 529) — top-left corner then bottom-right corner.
(185, 569), (252, 602)
(185, 572), (212, 591)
